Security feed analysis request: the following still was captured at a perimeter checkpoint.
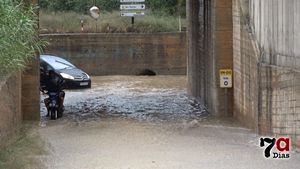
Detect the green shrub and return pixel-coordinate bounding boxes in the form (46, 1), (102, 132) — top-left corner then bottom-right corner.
(0, 0), (45, 75)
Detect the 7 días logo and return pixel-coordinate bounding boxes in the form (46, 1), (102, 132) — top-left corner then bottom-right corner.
(260, 137), (290, 159)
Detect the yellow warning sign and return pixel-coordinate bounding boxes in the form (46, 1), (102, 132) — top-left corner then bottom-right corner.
(220, 69), (233, 88)
(220, 69), (232, 76)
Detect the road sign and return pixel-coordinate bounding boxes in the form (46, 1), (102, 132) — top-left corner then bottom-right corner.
(121, 12), (145, 17)
(220, 69), (233, 88)
(120, 0), (145, 2)
(120, 4), (145, 10)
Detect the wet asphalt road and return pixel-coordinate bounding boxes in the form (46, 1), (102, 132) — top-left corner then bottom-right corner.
(39, 76), (300, 169)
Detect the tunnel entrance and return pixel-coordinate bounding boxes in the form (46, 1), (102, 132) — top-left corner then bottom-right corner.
(136, 69), (156, 76)
(37, 0), (211, 124)
(17, 1), (262, 168)
(25, 0), (234, 122)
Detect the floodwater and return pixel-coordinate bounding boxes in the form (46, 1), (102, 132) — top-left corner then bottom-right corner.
(37, 76), (300, 169)
(41, 76), (209, 124)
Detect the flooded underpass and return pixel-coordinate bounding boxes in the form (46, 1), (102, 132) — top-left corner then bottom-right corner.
(37, 76), (300, 169)
(41, 76), (208, 124)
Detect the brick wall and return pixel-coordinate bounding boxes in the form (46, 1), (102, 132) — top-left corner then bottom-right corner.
(41, 33), (186, 76)
(233, 0), (300, 149)
(260, 66), (300, 148)
(0, 73), (22, 147)
(232, 0), (260, 131)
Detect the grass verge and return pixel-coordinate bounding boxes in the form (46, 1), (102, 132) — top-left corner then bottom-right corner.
(39, 10), (186, 33)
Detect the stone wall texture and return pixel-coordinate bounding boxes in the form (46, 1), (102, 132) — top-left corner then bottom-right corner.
(41, 33), (187, 76)
(233, 0), (260, 131)
(0, 73), (22, 147)
(233, 0), (300, 149)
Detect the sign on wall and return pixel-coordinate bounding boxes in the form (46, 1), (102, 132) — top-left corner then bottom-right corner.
(220, 69), (233, 88)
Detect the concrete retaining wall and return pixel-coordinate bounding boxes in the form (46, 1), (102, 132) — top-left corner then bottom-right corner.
(0, 73), (22, 147)
(233, 0), (300, 149)
(41, 33), (187, 76)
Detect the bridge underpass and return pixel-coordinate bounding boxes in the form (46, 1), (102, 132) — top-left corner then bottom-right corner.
(20, 0), (299, 145)
(23, 0), (234, 123)
(11, 0), (300, 168)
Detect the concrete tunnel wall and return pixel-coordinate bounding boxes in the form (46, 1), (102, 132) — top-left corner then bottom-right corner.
(40, 33), (187, 76)
(187, 0), (234, 116)
(0, 74), (22, 147)
(187, 0), (299, 149)
(21, 0), (40, 121)
(233, 0), (300, 148)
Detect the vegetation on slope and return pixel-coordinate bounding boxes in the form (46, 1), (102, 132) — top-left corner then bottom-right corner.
(39, 0), (186, 33)
(0, 0), (45, 75)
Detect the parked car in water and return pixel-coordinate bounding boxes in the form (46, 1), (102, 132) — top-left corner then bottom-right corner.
(40, 55), (91, 89)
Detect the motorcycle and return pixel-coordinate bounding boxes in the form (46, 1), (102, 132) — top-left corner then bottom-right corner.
(40, 70), (65, 120)
(45, 91), (64, 120)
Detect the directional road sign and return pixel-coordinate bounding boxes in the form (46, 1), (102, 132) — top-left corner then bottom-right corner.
(120, 0), (145, 2)
(121, 12), (145, 17)
(120, 4), (145, 10)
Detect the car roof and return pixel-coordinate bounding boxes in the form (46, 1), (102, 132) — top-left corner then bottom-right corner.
(40, 55), (75, 69)
(41, 55), (66, 62)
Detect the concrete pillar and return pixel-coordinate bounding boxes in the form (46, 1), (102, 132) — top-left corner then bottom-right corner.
(210, 0), (234, 115)
(187, 0), (202, 101)
(187, 0), (233, 116)
(22, 0), (40, 121)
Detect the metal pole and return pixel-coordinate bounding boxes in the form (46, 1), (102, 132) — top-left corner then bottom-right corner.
(225, 88), (228, 116)
(131, 17), (135, 27)
(81, 20), (84, 32)
(179, 16), (182, 32)
(95, 19), (98, 33)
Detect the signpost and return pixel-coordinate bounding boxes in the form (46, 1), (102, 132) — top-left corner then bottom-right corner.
(120, 0), (145, 2)
(120, 4), (145, 10)
(120, 0), (146, 26)
(121, 12), (145, 17)
(220, 69), (233, 116)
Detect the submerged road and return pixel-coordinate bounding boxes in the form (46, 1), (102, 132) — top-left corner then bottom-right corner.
(38, 76), (300, 169)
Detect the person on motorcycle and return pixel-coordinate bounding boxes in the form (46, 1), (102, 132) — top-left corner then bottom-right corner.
(43, 70), (65, 117)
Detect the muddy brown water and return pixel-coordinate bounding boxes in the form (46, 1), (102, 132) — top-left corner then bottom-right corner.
(41, 76), (209, 124)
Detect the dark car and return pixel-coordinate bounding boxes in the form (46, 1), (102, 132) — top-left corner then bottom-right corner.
(40, 55), (91, 89)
